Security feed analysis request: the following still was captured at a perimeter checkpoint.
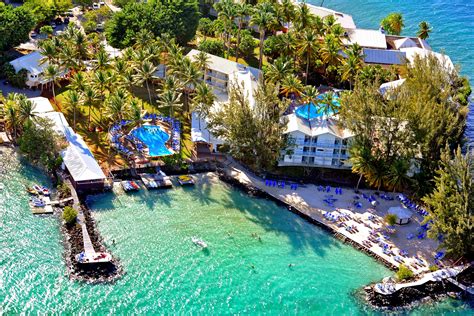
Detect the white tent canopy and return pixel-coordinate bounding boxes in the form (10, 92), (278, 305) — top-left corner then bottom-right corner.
(388, 206), (412, 225)
(61, 127), (106, 182)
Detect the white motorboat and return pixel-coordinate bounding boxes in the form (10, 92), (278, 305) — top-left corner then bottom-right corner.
(0, 182), (4, 190)
(191, 237), (208, 248)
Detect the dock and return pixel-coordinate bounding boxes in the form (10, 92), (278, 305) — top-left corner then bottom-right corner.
(76, 211), (112, 264)
(139, 172), (173, 189)
(30, 196), (54, 214)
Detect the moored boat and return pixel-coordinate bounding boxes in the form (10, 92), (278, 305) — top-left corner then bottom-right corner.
(177, 175), (195, 186)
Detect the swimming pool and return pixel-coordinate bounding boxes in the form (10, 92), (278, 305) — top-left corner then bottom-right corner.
(295, 93), (340, 120)
(131, 125), (173, 157)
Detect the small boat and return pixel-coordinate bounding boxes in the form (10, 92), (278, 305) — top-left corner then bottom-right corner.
(0, 183), (4, 190)
(192, 237), (208, 248)
(30, 197), (46, 208)
(41, 186), (50, 196)
(26, 186), (39, 195)
(33, 184), (50, 196)
(177, 175), (195, 186)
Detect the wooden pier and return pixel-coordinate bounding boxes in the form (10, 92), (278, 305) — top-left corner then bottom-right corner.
(139, 173), (172, 190)
(31, 197), (74, 215)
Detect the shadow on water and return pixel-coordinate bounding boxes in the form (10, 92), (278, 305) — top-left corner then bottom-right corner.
(181, 180), (219, 206)
(218, 182), (342, 258)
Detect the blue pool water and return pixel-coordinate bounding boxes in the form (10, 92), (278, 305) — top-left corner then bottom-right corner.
(295, 93), (341, 120)
(131, 125), (172, 157)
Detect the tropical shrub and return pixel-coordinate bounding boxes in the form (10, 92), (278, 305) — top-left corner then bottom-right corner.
(396, 264), (414, 280)
(198, 39), (225, 57)
(238, 30), (257, 59)
(384, 214), (398, 226)
(62, 206), (78, 225)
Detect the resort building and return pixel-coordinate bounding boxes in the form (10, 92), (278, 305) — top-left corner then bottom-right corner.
(186, 49), (261, 152)
(305, 4), (356, 30)
(279, 114), (354, 169)
(28, 97), (107, 192)
(9, 51), (50, 88)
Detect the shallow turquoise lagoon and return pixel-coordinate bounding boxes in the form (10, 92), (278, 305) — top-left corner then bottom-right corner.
(1, 149), (472, 314)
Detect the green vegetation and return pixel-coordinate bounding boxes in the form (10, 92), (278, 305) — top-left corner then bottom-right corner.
(0, 3), (35, 51)
(19, 117), (64, 172)
(417, 21), (432, 40)
(83, 6), (112, 34)
(23, 0), (72, 24)
(57, 181), (71, 199)
(62, 206), (78, 225)
(422, 147), (474, 259)
(381, 13), (404, 35)
(106, 0), (200, 48)
(384, 214), (398, 226)
(340, 55), (469, 195)
(396, 264), (414, 281)
(208, 81), (289, 170)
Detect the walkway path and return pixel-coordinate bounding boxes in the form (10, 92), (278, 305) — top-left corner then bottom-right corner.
(222, 157), (438, 275)
(374, 265), (469, 295)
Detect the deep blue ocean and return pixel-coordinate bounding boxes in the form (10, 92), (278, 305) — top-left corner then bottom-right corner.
(312, 0), (474, 144)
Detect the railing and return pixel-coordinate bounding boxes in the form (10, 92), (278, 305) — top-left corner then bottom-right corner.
(292, 150), (349, 159)
(294, 139), (349, 148)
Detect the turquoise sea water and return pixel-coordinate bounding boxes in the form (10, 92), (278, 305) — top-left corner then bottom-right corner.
(310, 0), (474, 145)
(1, 148), (473, 314)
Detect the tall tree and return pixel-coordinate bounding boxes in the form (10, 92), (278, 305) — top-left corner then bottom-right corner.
(417, 21), (432, 40)
(250, 2), (278, 70)
(0, 3), (35, 51)
(64, 90), (82, 131)
(297, 29), (319, 84)
(423, 147), (473, 258)
(134, 60), (157, 106)
(44, 65), (61, 100)
(381, 13), (404, 35)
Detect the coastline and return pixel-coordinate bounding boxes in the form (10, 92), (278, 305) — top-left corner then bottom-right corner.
(215, 168), (472, 310)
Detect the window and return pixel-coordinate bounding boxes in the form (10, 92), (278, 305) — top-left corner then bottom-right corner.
(341, 149), (347, 156)
(333, 149), (340, 155)
(302, 156), (309, 163)
(312, 136), (318, 143)
(317, 148), (324, 152)
(304, 135), (311, 143)
(309, 157), (315, 164)
(311, 147), (316, 153)
(303, 146), (310, 153)
(334, 138), (341, 145)
(342, 139), (348, 145)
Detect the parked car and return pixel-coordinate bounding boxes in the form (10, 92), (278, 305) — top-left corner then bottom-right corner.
(96, 22), (105, 32)
(30, 31), (37, 38)
(99, 1), (106, 6)
(92, 3), (99, 9)
(51, 22), (57, 29)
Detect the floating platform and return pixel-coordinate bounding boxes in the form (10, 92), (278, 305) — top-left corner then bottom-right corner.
(139, 173), (173, 190)
(30, 196), (54, 214)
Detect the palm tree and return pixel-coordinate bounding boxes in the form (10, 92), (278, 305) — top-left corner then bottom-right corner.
(340, 44), (364, 89)
(158, 89), (183, 119)
(277, 32), (297, 61)
(215, 0), (237, 58)
(17, 96), (36, 124)
(4, 102), (19, 142)
(129, 98), (145, 128)
(349, 144), (374, 191)
(95, 48), (110, 71)
(264, 57), (293, 84)
(302, 85), (319, 128)
(134, 29), (155, 50)
(134, 60), (157, 106)
(192, 82), (216, 130)
(70, 72), (87, 93)
(278, 0), (296, 30)
(298, 29), (319, 84)
(280, 74), (304, 98)
(58, 44), (79, 73)
(318, 91), (338, 119)
(173, 58), (202, 112)
(82, 85), (100, 129)
(250, 2), (277, 70)
(38, 39), (59, 66)
(106, 89), (131, 123)
(417, 21), (432, 40)
(64, 90), (82, 131)
(294, 3), (314, 30)
(72, 30), (89, 68)
(235, 2), (252, 60)
(320, 34), (343, 79)
(193, 50), (210, 80)
(385, 159), (411, 192)
(381, 13), (404, 35)
(44, 65), (61, 100)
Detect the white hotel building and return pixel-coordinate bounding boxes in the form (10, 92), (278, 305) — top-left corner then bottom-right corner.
(279, 113), (354, 169)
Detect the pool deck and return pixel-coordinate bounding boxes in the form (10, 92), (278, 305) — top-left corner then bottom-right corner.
(222, 159), (440, 275)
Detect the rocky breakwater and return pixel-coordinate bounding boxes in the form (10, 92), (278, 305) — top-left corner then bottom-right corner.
(62, 206), (123, 283)
(364, 266), (473, 310)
